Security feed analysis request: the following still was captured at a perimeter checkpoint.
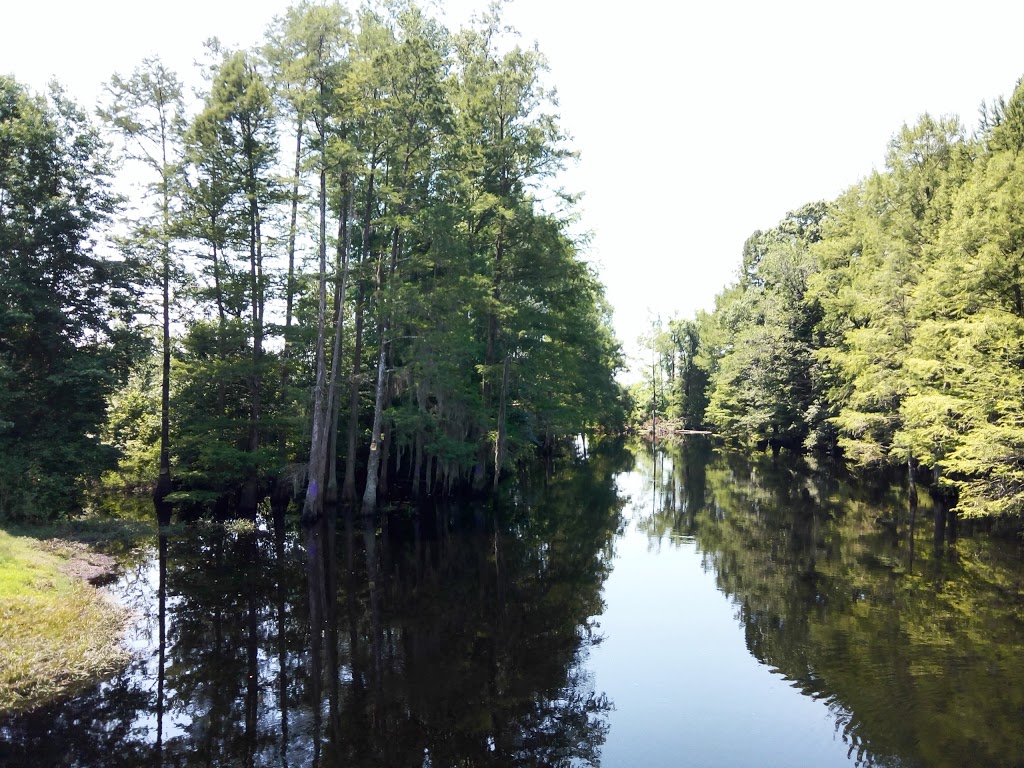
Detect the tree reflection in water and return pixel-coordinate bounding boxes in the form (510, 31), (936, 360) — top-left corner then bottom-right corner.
(0, 450), (623, 767)
(633, 439), (1024, 768)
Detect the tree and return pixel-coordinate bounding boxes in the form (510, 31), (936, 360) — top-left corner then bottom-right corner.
(814, 116), (967, 466)
(100, 58), (186, 518)
(451, 9), (574, 472)
(266, 1), (354, 522)
(0, 77), (142, 519)
(184, 48), (281, 517)
(667, 317), (708, 429)
(898, 80), (1024, 517)
(359, 4), (452, 513)
(703, 204), (827, 450)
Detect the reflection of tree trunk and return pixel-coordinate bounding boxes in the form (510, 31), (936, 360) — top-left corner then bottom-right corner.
(305, 523), (326, 768)
(245, 534), (259, 768)
(907, 455), (918, 571)
(933, 496), (947, 555)
(491, 503), (508, 757)
(207, 534), (225, 758)
(908, 499), (917, 574)
(155, 532), (167, 767)
(363, 525), (383, 692)
(325, 515), (341, 752)
(275, 522), (290, 768)
(669, 459), (678, 525)
(652, 446), (658, 516)
(344, 512), (367, 758)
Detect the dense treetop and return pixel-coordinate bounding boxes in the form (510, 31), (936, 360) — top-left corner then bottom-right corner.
(0, 1), (624, 521)
(643, 77), (1024, 521)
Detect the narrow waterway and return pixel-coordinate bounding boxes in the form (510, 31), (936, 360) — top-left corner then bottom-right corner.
(593, 460), (856, 767)
(1, 442), (1022, 767)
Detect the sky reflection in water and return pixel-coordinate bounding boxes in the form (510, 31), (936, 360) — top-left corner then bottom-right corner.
(1, 441), (1022, 767)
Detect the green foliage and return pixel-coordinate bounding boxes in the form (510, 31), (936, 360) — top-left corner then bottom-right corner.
(1, 3), (625, 520)
(704, 204), (828, 449)
(99, 359), (161, 493)
(676, 82), (1024, 520)
(0, 77), (144, 520)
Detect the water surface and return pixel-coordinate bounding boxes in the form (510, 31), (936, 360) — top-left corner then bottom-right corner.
(1, 442), (1022, 767)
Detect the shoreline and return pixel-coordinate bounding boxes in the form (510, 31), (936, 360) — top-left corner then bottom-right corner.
(0, 528), (132, 714)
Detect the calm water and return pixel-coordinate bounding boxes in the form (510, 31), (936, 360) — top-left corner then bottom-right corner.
(2, 442), (1023, 767)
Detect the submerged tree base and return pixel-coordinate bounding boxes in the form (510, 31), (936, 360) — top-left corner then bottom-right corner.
(0, 530), (130, 714)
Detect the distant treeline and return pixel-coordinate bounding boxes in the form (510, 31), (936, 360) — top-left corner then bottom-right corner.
(641, 76), (1024, 520)
(0, 1), (624, 522)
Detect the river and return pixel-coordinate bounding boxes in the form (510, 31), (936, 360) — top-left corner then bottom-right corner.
(1, 440), (1022, 766)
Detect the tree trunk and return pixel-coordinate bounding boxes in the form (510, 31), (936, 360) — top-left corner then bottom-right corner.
(493, 352), (510, 491)
(284, 119), (304, 357)
(360, 321), (389, 513)
(412, 431), (422, 498)
(154, 126), (172, 520)
(343, 167), (375, 501)
(379, 417), (391, 495)
(240, 176), (264, 518)
(360, 224), (402, 514)
(278, 117), (304, 463)
(302, 149), (331, 523)
(326, 184), (351, 504)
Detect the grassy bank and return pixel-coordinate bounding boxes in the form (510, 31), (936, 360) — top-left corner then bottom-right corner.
(0, 528), (131, 713)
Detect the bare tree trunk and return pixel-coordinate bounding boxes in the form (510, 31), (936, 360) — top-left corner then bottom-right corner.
(154, 123), (172, 521)
(343, 168), (375, 501)
(325, 183), (351, 504)
(278, 118), (304, 460)
(284, 120), (304, 358)
(412, 431), (422, 498)
(361, 225), (401, 514)
(302, 150), (331, 523)
(360, 321), (389, 513)
(493, 353), (510, 491)
(379, 417), (391, 495)
(240, 182), (264, 517)
(477, 227), (506, 488)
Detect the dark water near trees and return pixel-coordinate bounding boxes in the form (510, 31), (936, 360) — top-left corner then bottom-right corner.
(2, 441), (1022, 767)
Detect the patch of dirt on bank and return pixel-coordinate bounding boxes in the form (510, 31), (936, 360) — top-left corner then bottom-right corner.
(38, 539), (119, 585)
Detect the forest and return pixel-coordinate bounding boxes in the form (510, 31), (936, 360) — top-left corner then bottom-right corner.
(6, 1), (1024, 532)
(0, 1), (625, 523)
(642, 75), (1024, 524)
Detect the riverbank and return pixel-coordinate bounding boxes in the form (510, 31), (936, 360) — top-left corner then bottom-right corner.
(632, 417), (713, 442)
(0, 528), (132, 713)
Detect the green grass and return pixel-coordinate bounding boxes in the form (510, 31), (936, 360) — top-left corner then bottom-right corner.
(0, 529), (130, 713)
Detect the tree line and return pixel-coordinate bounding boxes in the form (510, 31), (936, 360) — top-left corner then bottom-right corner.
(0, 1), (624, 522)
(642, 76), (1024, 521)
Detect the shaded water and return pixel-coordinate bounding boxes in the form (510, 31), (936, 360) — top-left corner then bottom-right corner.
(2, 442), (1022, 767)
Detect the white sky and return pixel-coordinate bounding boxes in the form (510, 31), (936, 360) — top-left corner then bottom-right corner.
(5, 0), (1024, 375)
